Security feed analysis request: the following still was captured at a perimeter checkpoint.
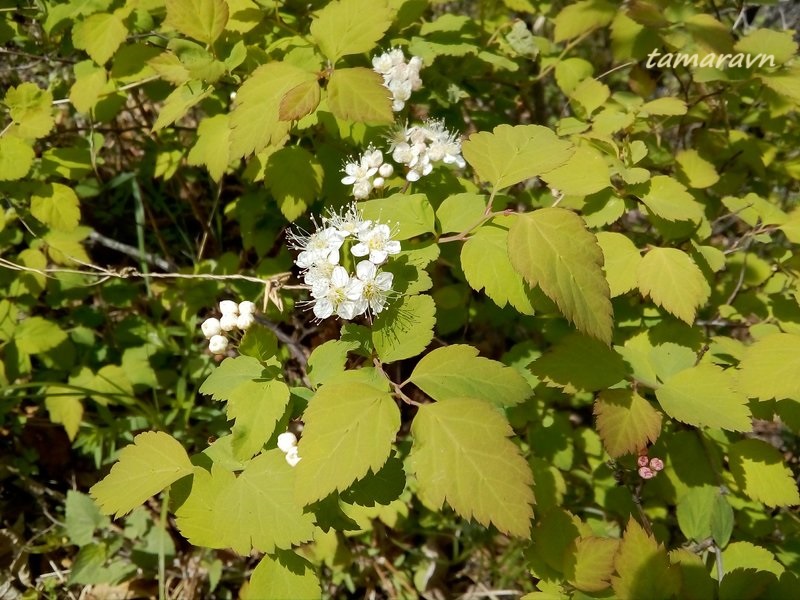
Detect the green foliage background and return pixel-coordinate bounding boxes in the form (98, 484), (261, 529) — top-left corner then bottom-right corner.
(1, 0), (799, 598)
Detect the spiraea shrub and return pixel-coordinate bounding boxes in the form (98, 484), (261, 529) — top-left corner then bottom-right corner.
(1, 0), (799, 597)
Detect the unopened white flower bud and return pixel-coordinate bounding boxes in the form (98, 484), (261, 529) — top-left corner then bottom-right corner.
(219, 300), (239, 315)
(201, 317), (221, 339)
(238, 301), (256, 315)
(372, 176), (385, 189)
(378, 163), (393, 178)
(285, 446), (301, 467)
(208, 335), (228, 354)
(219, 313), (238, 331)
(277, 432), (298, 453)
(237, 312), (255, 331)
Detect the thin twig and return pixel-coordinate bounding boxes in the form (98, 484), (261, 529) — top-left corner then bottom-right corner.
(88, 230), (175, 271)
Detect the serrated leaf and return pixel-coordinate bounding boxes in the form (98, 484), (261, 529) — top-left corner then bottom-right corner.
(637, 248), (710, 323)
(91, 432), (193, 517)
(676, 149), (719, 189)
(65, 490), (109, 547)
(70, 61), (108, 113)
(310, 0), (393, 62)
(244, 552), (321, 600)
(594, 389), (662, 458)
(30, 183), (81, 232)
(596, 231), (641, 297)
(729, 439), (800, 507)
(0, 136), (35, 181)
(327, 67), (393, 124)
(570, 79), (609, 116)
(612, 518), (681, 600)
(294, 382), (400, 504)
(655, 364), (752, 431)
(553, 0), (615, 42)
(564, 536), (619, 592)
(372, 294), (436, 363)
(187, 114), (230, 181)
(462, 124), (574, 190)
(229, 62), (316, 159)
(307, 339), (359, 389)
(722, 541), (785, 577)
(461, 217), (535, 314)
(175, 453), (315, 554)
(165, 0), (229, 45)
(152, 81), (212, 131)
(508, 208), (613, 343)
(409, 397), (534, 537)
(4, 82), (54, 139)
(639, 175), (704, 223)
(735, 29), (797, 66)
(737, 333), (800, 401)
(15, 317), (68, 354)
(532, 333), (627, 392)
(72, 13), (128, 65)
(45, 388), (83, 441)
(279, 80), (321, 121)
(540, 145), (610, 196)
(640, 97), (687, 116)
(410, 344), (531, 407)
(361, 193), (435, 240)
(341, 455), (405, 507)
(436, 193), (486, 234)
(264, 147), (323, 221)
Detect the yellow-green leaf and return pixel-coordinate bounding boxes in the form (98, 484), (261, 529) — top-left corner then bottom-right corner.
(30, 183), (81, 232)
(409, 397), (535, 538)
(508, 208), (613, 343)
(737, 333), (800, 401)
(462, 124), (574, 190)
(69, 61), (109, 114)
(279, 80), (321, 121)
(187, 114), (230, 181)
(4, 82), (54, 139)
(676, 149), (719, 189)
(327, 67), (393, 124)
(264, 147), (323, 221)
(532, 333), (627, 392)
(310, 0), (393, 63)
(45, 388), (84, 441)
(372, 294), (436, 363)
(540, 145), (610, 197)
(0, 136), (35, 181)
(640, 97), (687, 116)
(612, 518), (680, 600)
(553, 0), (615, 42)
(244, 553), (321, 600)
(734, 29), (797, 66)
(152, 81), (212, 131)
(90, 431), (193, 518)
(594, 389), (662, 458)
(639, 175), (704, 223)
(72, 13), (128, 65)
(637, 248), (710, 323)
(360, 193), (435, 240)
(564, 536), (619, 592)
(729, 439), (800, 508)
(14, 317), (68, 354)
(165, 0), (229, 45)
(596, 231), (641, 297)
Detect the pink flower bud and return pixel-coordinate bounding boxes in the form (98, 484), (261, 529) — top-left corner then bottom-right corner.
(637, 455), (650, 468)
(649, 457), (664, 472)
(638, 466), (655, 479)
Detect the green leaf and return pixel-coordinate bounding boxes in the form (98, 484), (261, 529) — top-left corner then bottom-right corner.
(265, 147), (323, 221)
(244, 553), (321, 600)
(229, 62), (316, 159)
(675, 149), (719, 189)
(372, 294), (436, 363)
(0, 136), (35, 181)
(553, 0), (615, 42)
(564, 536), (619, 593)
(734, 29), (797, 66)
(175, 453), (315, 554)
(65, 490), (109, 547)
(15, 317), (68, 354)
(540, 145), (610, 196)
(594, 389), (662, 458)
(637, 248), (710, 324)
(91, 431), (193, 518)
(722, 542), (785, 577)
(570, 79), (610, 116)
(612, 518), (681, 600)
(596, 231), (641, 297)
(294, 382), (401, 504)
(677, 486), (717, 542)
(461, 217), (535, 314)
(462, 124), (574, 190)
(410, 344), (531, 407)
(165, 0), (229, 45)
(710, 494), (734, 548)
(360, 193), (436, 240)
(532, 333), (627, 392)
(310, 0), (393, 63)
(341, 455), (405, 506)
(638, 175), (704, 223)
(4, 82), (54, 139)
(307, 339), (359, 389)
(409, 397), (534, 538)
(72, 13), (128, 65)
(238, 325), (279, 364)
(69, 61), (109, 113)
(436, 193), (486, 234)
(729, 439), (800, 507)
(327, 67), (393, 124)
(279, 80), (321, 121)
(737, 333), (800, 401)
(30, 183), (81, 232)
(508, 209), (613, 343)
(640, 97), (687, 116)
(187, 114), (230, 181)
(45, 387), (84, 441)
(152, 81), (212, 131)
(655, 364), (752, 431)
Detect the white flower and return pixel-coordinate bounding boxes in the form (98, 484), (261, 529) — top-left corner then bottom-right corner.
(237, 312), (255, 330)
(355, 260), (394, 315)
(208, 335), (228, 354)
(311, 265), (364, 320)
(219, 313), (238, 332)
(373, 48), (423, 112)
(238, 301), (256, 315)
(352, 179), (372, 200)
(201, 317), (221, 339)
(293, 226), (345, 269)
(303, 260), (336, 288)
(351, 223), (401, 265)
(277, 432), (298, 453)
(219, 300), (238, 315)
(285, 446), (301, 467)
(341, 158), (377, 186)
(324, 203), (373, 238)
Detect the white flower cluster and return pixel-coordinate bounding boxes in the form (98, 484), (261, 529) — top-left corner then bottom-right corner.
(341, 146), (394, 200)
(200, 300), (256, 355)
(288, 203), (399, 321)
(391, 119), (466, 182)
(277, 431), (301, 467)
(372, 48), (423, 112)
